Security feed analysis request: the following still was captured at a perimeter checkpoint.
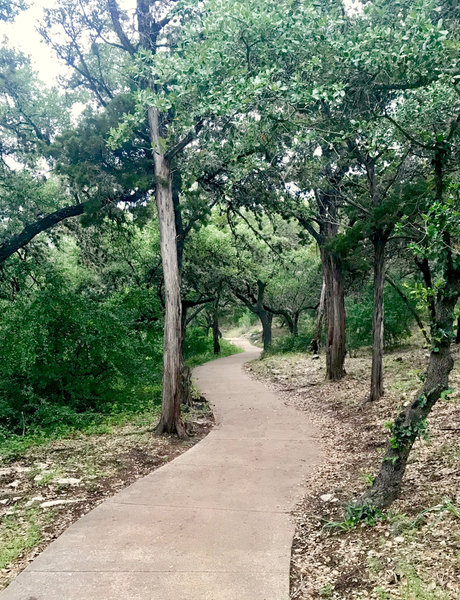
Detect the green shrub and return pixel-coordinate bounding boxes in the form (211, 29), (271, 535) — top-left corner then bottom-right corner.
(346, 280), (417, 350)
(184, 327), (242, 368)
(263, 333), (313, 356)
(0, 279), (163, 435)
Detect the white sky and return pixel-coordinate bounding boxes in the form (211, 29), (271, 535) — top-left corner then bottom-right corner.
(0, 0), (63, 85)
(0, 0), (136, 86)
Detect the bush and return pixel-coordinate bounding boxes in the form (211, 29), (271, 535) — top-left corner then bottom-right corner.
(0, 279), (163, 435)
(184, 327), (242, 367)
(346, 280), (417, 350)
(263, 333), (313, 356)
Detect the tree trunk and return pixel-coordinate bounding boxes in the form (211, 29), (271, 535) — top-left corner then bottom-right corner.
(260, 310), (273, 350)
(311, 278), (326, 353)
(321, 249), (346, 380)
(292, 312), (299, 337)
(148, 107), (186, 437)
(212, 301), (220, 355)
(456, 315), (460, 344)
(361, 307), (455, 509)
(369, 235), (386, 402)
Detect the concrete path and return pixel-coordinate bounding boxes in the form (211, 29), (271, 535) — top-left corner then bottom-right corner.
(1, 340), (319, 600)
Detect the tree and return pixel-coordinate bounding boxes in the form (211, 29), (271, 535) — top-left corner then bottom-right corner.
(264, 246), (322, 337)
(360, 75), (460, 509)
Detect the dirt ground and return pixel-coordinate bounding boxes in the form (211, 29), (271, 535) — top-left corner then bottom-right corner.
(0, 400), (213, 590)
(249, 344), (460, 600)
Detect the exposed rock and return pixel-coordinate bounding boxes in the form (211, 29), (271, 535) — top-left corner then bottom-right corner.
(40, 499), (82, 509)
(25, 496), (45, 507)
(55, 478), (82, 487)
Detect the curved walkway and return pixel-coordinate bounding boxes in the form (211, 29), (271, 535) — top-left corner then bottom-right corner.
(1, 340), (319, 600)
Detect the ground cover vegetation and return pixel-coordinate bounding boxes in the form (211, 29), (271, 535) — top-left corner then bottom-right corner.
(0, 0), (459, 593)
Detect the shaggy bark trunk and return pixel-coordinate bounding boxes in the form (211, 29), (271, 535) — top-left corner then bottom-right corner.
(311, 278), (326, 353)
(148, 107), (185, 437)
(321, 248), (346, 380)
(369, 235), (386, 402)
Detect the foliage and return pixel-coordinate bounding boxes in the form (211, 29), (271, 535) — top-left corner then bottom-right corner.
(184, 328), (243, 368)
(346, 280), (418, 350)
(323, 504), (387, 532)
(262, 331), (315, 357)
(0, 276), (163, 436)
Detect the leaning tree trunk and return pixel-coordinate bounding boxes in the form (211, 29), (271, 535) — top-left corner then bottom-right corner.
(260, 310), (273, 351)
(321, 249), (346, 380)
(369, 235), (386, 402)
(148, 107), (186, 437)
(361, 293), (456, 509)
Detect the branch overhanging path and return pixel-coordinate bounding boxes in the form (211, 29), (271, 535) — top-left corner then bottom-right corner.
(0, 340), (319, 600)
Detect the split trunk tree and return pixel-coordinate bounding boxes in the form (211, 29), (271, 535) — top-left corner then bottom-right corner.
(298, 188), (347, 378)
(321, 245), (346, 380)
(300, 180), (347, 380)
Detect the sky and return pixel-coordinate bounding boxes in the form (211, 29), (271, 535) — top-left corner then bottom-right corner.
(0, 0), (63, 85)
(0, 0), (137, 86)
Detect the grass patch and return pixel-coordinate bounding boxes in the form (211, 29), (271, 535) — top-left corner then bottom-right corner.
(374, 569), (459, 599)
(0, 508), (44, 570)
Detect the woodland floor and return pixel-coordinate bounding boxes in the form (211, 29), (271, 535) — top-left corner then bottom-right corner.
(0, 400), (213, 591)
(249, 343), (460, 600)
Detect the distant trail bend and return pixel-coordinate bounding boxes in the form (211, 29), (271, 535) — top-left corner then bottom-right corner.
(1, 339), (319, 600)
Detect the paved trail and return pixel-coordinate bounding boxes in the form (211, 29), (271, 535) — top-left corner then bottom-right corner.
(1, 340), (319, 600)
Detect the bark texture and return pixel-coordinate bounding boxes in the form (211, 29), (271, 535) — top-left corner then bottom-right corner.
(149, 107), (186, 437)
(369, 235), (386, 401)
(317, 187), (347, 380)
(321, 246), (346, 380)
